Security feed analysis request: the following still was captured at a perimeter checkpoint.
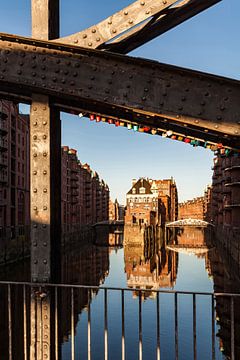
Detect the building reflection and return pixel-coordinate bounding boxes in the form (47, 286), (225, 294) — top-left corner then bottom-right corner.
(206, 241), (240, 359)
(0, 227), (239, 358)
(123, 225), (178, 297)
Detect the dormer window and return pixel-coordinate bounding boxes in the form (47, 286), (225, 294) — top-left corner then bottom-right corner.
(139, 187), (145, 194)
(132, 188), (136, 194)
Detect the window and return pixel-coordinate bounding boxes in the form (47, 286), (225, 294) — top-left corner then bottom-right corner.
(132, 188), (136, 194)
(139, 187), (145, 194)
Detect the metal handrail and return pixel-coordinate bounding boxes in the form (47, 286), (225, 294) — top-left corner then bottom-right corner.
(1, 281), (238, 360)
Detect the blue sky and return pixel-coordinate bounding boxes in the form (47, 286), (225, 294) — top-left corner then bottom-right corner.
(1, 0), (239, 204)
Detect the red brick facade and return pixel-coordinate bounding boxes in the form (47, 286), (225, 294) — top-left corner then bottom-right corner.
(178, 186), (212, 221)
(125, 177), (178, 226)
(61, 146), (109, 233)
(0, 100), (30, 241)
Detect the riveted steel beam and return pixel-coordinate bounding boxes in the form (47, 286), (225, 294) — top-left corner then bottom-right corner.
(31, 2), (61, 359)
(30, 289), (51, 360)
(56, 0), (178, 48)
(0, 33), (239, 145)
(30, 95), (61, 283)
(103, 0), (222, 54)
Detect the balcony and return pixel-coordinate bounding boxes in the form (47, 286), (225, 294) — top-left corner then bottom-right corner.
(0, 155), (7, 167)
(225, 181), (240, 187)
(0, 171), (7, 183)
(0, 120), (8, 134)
(0, 139), (8, 151)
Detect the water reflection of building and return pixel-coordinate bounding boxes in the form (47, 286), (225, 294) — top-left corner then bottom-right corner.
(124, 225), (178, 297)
(206, 244), (240, 359)
(60, 241), (110, 344)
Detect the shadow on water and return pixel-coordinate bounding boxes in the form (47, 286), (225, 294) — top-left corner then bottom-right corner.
(0, 225), (238, 359)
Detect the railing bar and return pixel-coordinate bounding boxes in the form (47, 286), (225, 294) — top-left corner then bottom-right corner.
(104, 288), (108, 360)
(71, 287), (75, 360)
(55, 287), (59, 360)
(231, 296), (235, 360)
(156, 292), (160, 360)
(175, 293), (178, 360)
(139, 290), (142, 360)
(8, 284), (12, 360)
(211, 295), (215, 360)
(121, 289), (125, 360)
(88, 289), (91, 360)
(193, 294), (197, 360)
(1, 281), (240, 297)
(23, 284), (27, 360)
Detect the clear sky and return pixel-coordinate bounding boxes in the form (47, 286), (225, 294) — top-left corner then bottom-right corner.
(1, 0), (239, 204)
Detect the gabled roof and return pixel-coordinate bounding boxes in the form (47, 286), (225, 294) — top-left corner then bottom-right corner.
(127, 178), (153, 195)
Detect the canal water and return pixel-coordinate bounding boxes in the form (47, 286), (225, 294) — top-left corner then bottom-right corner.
(0, 225), (238, 359)
(59, 225), (236, 360)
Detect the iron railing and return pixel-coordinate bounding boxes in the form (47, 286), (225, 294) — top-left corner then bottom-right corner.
(0, 281), (239, 360)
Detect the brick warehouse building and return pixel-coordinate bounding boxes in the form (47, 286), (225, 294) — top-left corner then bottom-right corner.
(0, 100), (109, 246)
(61, 146), (109, 234)
(0, 100), (30, 245)
(125, 177), (178, 226)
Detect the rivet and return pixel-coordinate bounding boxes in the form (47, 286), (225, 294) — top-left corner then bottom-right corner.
(43, 152), (47, 157)
(43, 206), (47, 210)
(142, 96), (146, 101)
(17, 70), (22, 75)
(33, 107), (37, 112)
(108, 20), (112, 25)
(140, 1), (145, 5)
(33, 121), (37, 126)
(234, 130), (239, 134)
(43, 135), (47, 140)
(33, 153), (37, 157)
(194, 120), (199, 124)
(33, 206), (37, 210)
(217, 115), (222, 120)
(144, 88), (149, 92)
(43, 242), (47, 246)
(145, 10), (150, 14)
(181, 96), (186, 101)
(33, 242), (37, 246)
(33, 135), (37, 140)
(33, 224), (37, 228)
(201, 101), (205, 106)
(34, 260), (38, 264)
(92, 29), (96, 33)
(88, 42), (92, 47)
(33, 171), (37, 175)
(43, 188), (47, 193)
(96, 37), (100, 42)
(112, 29), (117, 34)
(220, 106), (225, 111)
(43, 121), (47, 125)
(124, 11), (128, 15)
(43, 170), (47, 175)
(83, 34), (87, 39)
(74, 39), (78, 44)
(214, 125), (219, 129)
(129, 20), (133, 24)
(42, 224), (47, 228)
(43, 259), (47, 264)
(33, 188), (37, 193)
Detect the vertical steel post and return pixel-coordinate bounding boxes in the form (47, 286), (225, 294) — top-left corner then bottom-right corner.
(31, 2), (60, 359)
(31, 0), (61, 283)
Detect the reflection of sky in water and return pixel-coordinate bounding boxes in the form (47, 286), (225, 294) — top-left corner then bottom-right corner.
(62, 247), (225, 360)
